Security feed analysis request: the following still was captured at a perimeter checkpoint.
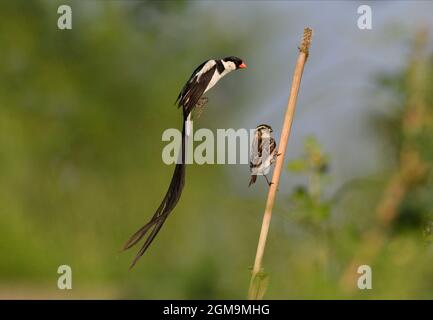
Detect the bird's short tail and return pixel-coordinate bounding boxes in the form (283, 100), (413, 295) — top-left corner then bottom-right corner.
(248, 175), (257, 187)
(123, 122), (187, 269)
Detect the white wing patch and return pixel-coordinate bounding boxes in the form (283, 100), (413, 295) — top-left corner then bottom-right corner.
(196, 60), (216, 82)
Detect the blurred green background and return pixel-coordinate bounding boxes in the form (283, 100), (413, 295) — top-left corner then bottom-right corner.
(1, 0), (433, 299)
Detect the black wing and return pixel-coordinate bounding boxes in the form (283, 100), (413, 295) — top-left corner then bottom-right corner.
(249, 130), (263, 170)
(176, 62), (217, 117)
(175, 60), (208, 105)
(270, 137), (277, 164)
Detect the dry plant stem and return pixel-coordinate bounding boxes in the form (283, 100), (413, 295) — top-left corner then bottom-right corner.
(248, 28), (313, 300)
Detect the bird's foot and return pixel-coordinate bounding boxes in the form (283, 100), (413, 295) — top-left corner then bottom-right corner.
(197, 96), (209, 106)
(195, 97), (209, 119)
(264, 175), (273, 186)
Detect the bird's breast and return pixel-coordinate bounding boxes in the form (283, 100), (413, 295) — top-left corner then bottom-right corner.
(204, 71), (226, 94)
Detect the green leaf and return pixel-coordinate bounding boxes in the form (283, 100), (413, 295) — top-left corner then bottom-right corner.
(287, 159), (307, 173)
(249, 269), (269, 300)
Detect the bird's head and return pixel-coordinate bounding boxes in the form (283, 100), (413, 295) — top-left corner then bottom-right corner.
(223, 56), (247, 71)
(256, 124), (273, 137)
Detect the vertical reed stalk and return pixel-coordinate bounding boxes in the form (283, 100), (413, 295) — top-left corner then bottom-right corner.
(248, 28), (313, 300)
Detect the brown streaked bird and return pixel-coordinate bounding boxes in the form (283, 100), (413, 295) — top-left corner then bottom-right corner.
(124, 56), (247, 268)
(249, 124), (278, 187)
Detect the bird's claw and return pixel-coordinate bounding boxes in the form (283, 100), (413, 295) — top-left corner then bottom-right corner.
(198, 97), (209, 105)
(195, 97), (209, 119)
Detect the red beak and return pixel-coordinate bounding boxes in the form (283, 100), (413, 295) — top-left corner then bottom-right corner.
(239, 62), (247, 69)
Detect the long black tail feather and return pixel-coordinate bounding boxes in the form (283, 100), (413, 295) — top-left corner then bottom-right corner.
(124, 121), (187, 268)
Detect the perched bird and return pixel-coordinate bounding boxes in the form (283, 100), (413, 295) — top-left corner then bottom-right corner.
(249, 124), (278, 187)
(124, 56), (247, 268)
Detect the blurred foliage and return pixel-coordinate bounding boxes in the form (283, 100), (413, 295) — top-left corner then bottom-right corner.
(287, 136), (331, 227)
(373, 30), (433, 234)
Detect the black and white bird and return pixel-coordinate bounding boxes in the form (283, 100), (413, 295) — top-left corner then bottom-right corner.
(124, 56), (246, 268)
(249, 124), (278, 187)
(176, 56), (247, 136)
